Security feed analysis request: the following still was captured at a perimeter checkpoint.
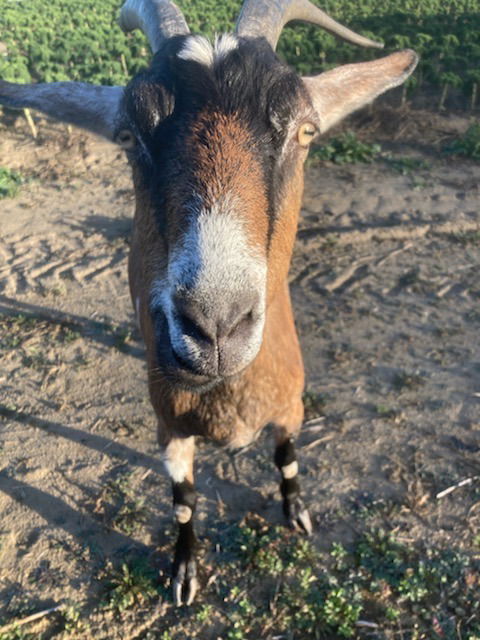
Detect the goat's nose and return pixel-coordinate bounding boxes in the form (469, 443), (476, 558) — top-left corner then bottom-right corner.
(171, 293), (262, 377)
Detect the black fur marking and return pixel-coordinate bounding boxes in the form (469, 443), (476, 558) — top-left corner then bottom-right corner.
(120, 35), (310, 244)
(280, 476), (300, 499)
(171, 476), (198, 601)
(274, 437), (297, 469)
(172, 479), (197, 510)
(172, 519), (197, 599)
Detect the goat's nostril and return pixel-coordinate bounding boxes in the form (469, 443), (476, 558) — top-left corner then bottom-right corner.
(178, 311), (213, 344)
(226, 309), (254, 339)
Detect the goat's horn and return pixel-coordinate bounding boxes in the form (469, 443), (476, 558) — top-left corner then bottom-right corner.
(236, 0), (383, 51)
(120, 0), (190, 53)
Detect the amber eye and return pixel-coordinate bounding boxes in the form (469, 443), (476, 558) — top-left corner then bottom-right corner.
(297, 122), (317, 147)
(116, 129), (136, 149)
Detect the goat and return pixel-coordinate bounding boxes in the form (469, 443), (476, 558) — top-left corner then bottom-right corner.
(0, 0), (417, 606)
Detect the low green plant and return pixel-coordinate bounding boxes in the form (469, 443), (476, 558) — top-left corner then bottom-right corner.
(102, 556), (160, 613)
(445, 122), (480, 160)
(384, 155), (430, 175)
(310, 132), (381, 165)
(0, 167), (23, 198)
(393, 370), (425, 391)
(96, 471), (147, 535)
(302, 389), (327, 421)
(214, 519), (480, 639)
(449, 230), (480, 245)
(0, 629), (35, 640)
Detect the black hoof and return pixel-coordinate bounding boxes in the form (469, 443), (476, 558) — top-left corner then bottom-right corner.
(284, 496), (313, 535)
(172, 555), (198, 606)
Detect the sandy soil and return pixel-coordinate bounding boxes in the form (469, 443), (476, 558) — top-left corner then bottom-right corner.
(0, 108), (479, 637)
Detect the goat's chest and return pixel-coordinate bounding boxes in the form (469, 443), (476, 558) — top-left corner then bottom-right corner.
(153, 355), (304, 448)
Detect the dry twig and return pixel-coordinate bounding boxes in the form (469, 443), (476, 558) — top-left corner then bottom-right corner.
(0, 605), (63, 634)
(436, 476), (479, 499)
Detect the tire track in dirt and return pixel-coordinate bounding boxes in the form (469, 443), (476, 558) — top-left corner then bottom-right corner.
(0, 231), (129, 294)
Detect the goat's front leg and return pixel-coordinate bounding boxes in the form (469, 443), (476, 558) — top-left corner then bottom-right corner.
(162, 436), (198, 606)
(274, 428), (312, 535)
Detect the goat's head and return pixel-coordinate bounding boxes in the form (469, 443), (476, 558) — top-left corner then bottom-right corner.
(0, 0), (418, 392)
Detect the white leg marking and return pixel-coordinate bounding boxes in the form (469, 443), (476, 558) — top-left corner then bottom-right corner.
(281, 461), (298, 479)
(174, 504), (193, 524)
(162, 437), (195, 484)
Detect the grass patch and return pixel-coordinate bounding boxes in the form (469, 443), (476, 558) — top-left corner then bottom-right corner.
(0, 167), (23, 199)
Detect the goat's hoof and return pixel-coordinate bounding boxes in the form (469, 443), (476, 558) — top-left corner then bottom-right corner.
(285, 497), (313, 536)
(172, 557), (198, 606)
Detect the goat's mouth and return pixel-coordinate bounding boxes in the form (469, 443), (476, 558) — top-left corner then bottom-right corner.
(152, 310), (224, 393)
(168, 347), (223, 392)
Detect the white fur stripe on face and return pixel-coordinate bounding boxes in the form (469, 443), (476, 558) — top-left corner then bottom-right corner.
(151, 195), (267, 370)
(281, 461), (298, 479)
(170, 202), (267, 301)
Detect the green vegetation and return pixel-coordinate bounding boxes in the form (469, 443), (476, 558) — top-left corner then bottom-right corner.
(0, 312), (80, 351)
(102, 556), (161, 614)
(0, 167), (23, 199)
(0, 631), (36, 640)
(0, 0), (479, 107)
(211, 518), (480, 639)
(449, 229), (480, 245)
(393, 370), (426, 391)
(310, 131), (381, 164)
(1, 515), (478, 637)
(383, 155), (430, 175)
(94, 471), (147, 535)
(302, 389), (328, 420)
(445, 121), (480, 160)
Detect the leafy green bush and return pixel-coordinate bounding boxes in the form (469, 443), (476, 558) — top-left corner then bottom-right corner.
(0, 167), (23, 198)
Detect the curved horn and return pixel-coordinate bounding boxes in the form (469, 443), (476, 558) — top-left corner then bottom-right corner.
(236, 0), (383, 51)
(119, 0), (190, 53)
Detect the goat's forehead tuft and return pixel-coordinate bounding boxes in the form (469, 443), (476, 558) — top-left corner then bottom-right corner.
(177, 34), (239, 68)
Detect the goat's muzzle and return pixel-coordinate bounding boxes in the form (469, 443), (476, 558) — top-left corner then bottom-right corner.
(153, 289), (265, 392)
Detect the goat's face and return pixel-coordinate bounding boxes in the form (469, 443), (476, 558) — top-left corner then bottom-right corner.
(120, 35), (318, 391)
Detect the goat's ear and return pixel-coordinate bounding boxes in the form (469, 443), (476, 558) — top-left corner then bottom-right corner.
(303, 50), (418, 134)
(0, 81), (124, 141)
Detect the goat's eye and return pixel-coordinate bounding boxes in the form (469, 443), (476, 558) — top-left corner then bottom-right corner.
(297, 123), (317, 147)
(116, 129), (136, 149)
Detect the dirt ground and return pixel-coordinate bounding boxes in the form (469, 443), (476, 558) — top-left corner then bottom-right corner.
(0, 107), (479, 638)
